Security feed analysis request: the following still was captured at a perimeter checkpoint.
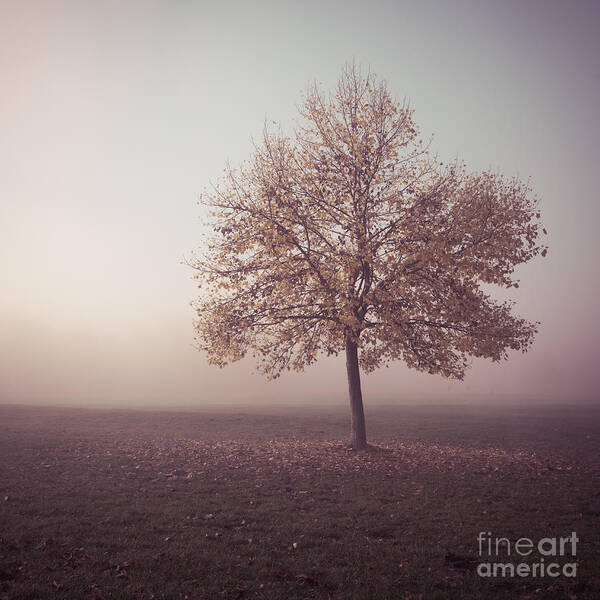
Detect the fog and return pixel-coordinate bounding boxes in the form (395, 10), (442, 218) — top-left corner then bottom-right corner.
(1, 0), (599, 408)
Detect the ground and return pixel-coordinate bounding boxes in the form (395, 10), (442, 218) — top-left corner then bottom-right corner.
(0, 403), (598, 599)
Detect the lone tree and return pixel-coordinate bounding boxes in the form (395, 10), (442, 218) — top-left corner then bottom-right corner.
(191, 64), (547, 449)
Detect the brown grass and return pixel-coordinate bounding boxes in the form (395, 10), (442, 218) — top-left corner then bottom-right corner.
(0, 403), (598, 599)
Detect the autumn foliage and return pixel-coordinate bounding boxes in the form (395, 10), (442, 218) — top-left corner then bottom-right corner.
(191, 64), (546, 447)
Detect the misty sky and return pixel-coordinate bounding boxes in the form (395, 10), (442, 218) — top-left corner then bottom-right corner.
(1, 0), (599, 407)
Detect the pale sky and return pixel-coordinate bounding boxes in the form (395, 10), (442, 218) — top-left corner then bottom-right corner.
(1, 0), (599, 407)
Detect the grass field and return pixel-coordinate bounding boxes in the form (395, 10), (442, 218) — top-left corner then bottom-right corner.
(0, 403), (598, 599)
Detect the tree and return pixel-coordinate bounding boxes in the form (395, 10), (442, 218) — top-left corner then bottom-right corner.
(191, 64), (547, 449)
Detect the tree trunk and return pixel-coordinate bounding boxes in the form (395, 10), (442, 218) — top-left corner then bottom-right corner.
(345, 336), (367, 449)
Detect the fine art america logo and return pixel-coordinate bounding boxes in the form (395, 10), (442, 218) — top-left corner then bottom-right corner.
(477, 532), (578, 578)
